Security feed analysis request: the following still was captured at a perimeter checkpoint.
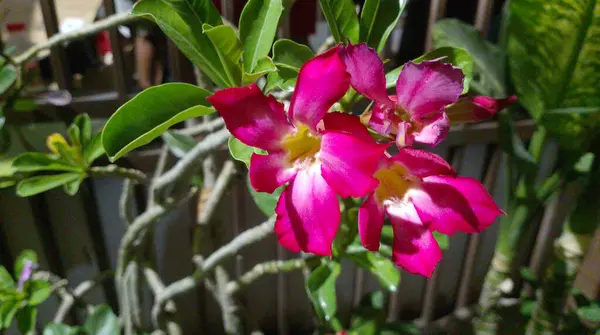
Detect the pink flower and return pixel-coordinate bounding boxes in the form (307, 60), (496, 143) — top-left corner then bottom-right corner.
(341, 43), (515, 147)
(208, 47), (388, 256)
(358, 148), (503, 277)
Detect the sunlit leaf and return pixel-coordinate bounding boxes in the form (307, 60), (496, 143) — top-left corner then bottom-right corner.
(319, 0), (359, 44)
(239, 0), (283, 73)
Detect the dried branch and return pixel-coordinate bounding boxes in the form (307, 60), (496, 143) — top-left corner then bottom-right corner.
(144, 266), (182, 335)
(119, 179), (135, 225)
(89, 165), (147, 184)
(178, 118), (225, 136)
(198, 160), (237, 225)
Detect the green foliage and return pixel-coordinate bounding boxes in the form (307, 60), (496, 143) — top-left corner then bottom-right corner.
(16, 173), (84, 197)
(347, 250), (400, 291)
(203, 24), (243, 87)
(84, 305), (121, 335)
(539, 107), (600, 152)
(101, 83), (214, 161)
(239, 0), (283, 73)
(306, 261), (343, 331)
(246, 175), (283, 216)
(318, 0), (360, 44)
(433, 18), (507, 97)
(506, 0), (600, 119)
(162, 131), (197, 158)
(43, 323), (80, 335)
(359, 0), (407, 53)
(17, 305), (37, 334)
(265, 39), (315, 92)
(14, 250), (37, 281)
(12, 153), (81, 173)
(228, 137), (254, 167)
(0, 300), (19, 329)
(0, 65), (17, 96)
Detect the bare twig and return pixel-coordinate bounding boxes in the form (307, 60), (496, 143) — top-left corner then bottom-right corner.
(144, 266), (182, 335)
(152, 218), (275, 328)
(119, 179), (135, 225)
(14, 12), (140, 64)
(178, 118), (225, 136)
(227, 258), (316, 295)
(216, 267), (243, 334)
(198, 160), (237, 225)
(89, 165), (148, 184)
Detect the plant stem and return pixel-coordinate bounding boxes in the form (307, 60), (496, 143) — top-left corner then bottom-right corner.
(89, 165), (147, 184)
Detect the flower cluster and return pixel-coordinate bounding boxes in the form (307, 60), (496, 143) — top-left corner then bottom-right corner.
(209, 43), (512, 277)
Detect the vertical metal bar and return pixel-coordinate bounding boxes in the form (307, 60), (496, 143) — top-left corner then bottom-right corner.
(39, 0), (71, 90)
(474, 0), (495, 35)
(455, 148), (501, 309)
(420, 146), (464, 325)
(352, 269), (365, 308)
(78, 181), (119, 312)
(103, 0), (128, 100)
(425, 0), (448, 51)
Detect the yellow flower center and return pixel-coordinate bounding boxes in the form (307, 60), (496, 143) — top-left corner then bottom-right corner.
(373, 163), (416, 203)
(281, 124), (321, 166)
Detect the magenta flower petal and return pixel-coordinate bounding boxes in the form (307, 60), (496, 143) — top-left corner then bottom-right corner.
(393, 148), (455, 178)
(445, 95), (517, 124)
(322, 112), (372, 142)
(358, 194), (385, 251)
(410, 176), (502, 235)
(208, 84), (293, 151)
(289, 47), (350, 129)
(340, 43), (392, 105)
(370, 103), (400, 136)
(395, 60), (464, 120)
(320, 132), (387, 198)
(249, 152), (298, 193)
(411, 112), (450, 147)
(274, 196), (302, 252)
(388, 203), (441, 278)
(276, 164), (341, 256)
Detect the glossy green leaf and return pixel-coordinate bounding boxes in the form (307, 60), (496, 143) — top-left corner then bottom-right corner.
(63, 177), (84, 196)
(203, 24), (243, 87)
(228, 137), (254, 167)
(67, 124), (81, 149)
(162, 131), (197, 158)
(0, 300), (18, 329)
(498, 111), (538, 176)
(247, 175), (283, 216)
(348, 251), (400, 291)
(319, 0), (360, 44)
(507, 0), (600, 119)
(0, 266), (15, 291)
(73, 114), (92, 148)
(360, 0), (407, 53)
(242, 56), (276, 85)
(12, 99), (37, 113)
(578, 304), (600, 322)
(306, 262), (342, 331)
(102, 83), (214, 161)
(43, 323), (78, 335)
(16, 305), (37, 334)
(264, 39), (315, 93)
(349, 291), (385, 335)
(239, 0), (283, 73)
(539, 107), (600, 151)
(14, 249), (37, 280)
(433, 19), (507, 97)
(385, 47), (474, 94)
(132, 0), (231, 87)
(17, 173), (84, 197)
(83, 133), (105, 165)
(432, 231), (449, 250)
(84, 305), (120, 335)
(12, 153), (81, 173)
(26, 280), (51, 306)
(0, 65), (17, 95)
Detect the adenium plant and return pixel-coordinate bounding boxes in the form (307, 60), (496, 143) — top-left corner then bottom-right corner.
(210, 43), (511, 277)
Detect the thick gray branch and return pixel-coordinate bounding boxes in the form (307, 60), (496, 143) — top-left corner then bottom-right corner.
(227, 258), (315, 295)
(198, 160), (237, 225)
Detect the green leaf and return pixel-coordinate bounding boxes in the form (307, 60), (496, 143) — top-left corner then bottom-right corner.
(203, 24), (243, 87)
(385, 47), (474, 94)
(264, 39), (315, 92)
(102, 83), (214, 161)
(83, 133), (105, 165)
(67, 124), (81, 149)
(318, 0), (360, 44)
(12, 153), (81, 173)
(359, 0), (407, 53)
(84, 305), (120, 335)
(16, 305), (37, 334)
(239, 0), (283, 73)
(26, 280), (51, 306)
(63, 177), (84, 196)
(228, 137), (254, 167)
(432, 231), (449, 250)
(539, 107), (600, 151)
(520, 299), (537, 317)
(73, 114), (92, 148)
(15, 250), (37, 279)
(132, 0), (231, 87)
(12, 99), (37, 113)
(578, 304), (600, 322)
(433, 19), (507, 97)
(162, 131), (196, 158)
(347, 251), (400, 292)
(0, 65), (17, 95)
(498, 111), (538, 176)
(44, 323), (77, 335)
(0, 300), (18, 329)
(0, 266), (15, 291)
(349, 291), (385, 335)
(242, 56), (277, 85)
(507, 0), (600, 118)
(306, 262), (343, 331)
(17, 173), (84, 197)
(247, 174), (283, 216)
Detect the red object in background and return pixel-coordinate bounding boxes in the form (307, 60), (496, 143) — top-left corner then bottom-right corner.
(96, 30), (112, 57)
(6, 22), (26, 32)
